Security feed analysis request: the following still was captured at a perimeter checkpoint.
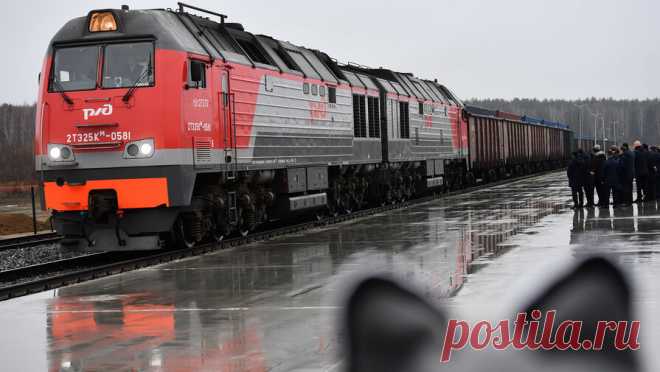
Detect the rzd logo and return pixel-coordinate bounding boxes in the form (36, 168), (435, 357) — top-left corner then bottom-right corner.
(82, 104), (113, 120)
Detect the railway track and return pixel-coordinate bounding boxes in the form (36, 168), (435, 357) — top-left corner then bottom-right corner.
(0, 232), (61, 251)
(0, 170), (562, 301)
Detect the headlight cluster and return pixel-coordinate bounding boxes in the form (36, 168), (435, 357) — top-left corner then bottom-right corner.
(47, 144), (75, 162)
(123, 138), (155, 159)
(47, 140), (155, 163)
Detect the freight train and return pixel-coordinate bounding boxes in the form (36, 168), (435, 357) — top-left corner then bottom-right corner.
(35, 4), (573, 250)
(463, 106), (572, 183)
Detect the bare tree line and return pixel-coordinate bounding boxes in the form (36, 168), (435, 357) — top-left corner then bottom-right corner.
(0, 103), (36, 183)
(466, 98), (660, 145)
(1, 99), (660, 182)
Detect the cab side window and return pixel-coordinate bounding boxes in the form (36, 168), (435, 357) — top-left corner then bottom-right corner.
(328, 87), (337, 104)
(188, 60), (206, 89)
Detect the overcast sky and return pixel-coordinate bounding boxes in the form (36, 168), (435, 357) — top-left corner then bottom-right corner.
(1, 0), (658, 104)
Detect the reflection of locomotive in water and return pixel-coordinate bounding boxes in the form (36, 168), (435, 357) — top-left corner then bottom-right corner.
(35, 4), (574, 250)
(46, 219), (470, 371)
(46, 185), (571, 370)
(48, 294), (268, 371)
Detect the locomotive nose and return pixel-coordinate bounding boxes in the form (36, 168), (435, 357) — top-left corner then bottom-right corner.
(56, 96), (144, 154)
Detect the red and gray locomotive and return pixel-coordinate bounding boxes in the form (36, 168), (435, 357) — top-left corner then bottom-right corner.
(35, 4), (571, 250)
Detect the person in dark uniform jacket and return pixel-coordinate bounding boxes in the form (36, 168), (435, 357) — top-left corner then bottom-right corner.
(652, 146), (660, 198)
(633, 140), (649, 202)
(582, 148), (595, 207)
(620, 143), (635, 205)
(591, 145), (607, 206)
(602, 146), (622, 207)
(568, 151), (587, 209)
(645, 144), (657, 201)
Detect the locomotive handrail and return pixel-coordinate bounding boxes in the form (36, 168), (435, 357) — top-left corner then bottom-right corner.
(177, 2), (227, 24)
(230, 92), (238, 179)
(173, 11), (224, 64)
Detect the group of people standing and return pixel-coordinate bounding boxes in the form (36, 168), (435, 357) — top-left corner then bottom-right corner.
(567, 140), (660, 208)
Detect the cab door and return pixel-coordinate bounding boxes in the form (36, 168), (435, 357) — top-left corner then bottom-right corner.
(219, 68), (236, 172)
(182, 58), (214, 168)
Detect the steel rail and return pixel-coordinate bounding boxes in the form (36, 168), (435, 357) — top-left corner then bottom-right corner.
(0, 232), (61, 251)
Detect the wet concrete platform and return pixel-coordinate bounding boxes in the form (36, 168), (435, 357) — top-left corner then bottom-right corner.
(0, 171), (658, 371)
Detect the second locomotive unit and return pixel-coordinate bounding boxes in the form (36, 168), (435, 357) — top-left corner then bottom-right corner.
(35, 4), (571, 250)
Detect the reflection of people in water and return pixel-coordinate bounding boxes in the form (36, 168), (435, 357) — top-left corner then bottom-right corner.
(612, 205), (635, 234)
(570, 206), (640, 244)
(569, 209), (585, 245)
(570, 204), (646, 246)
(585, 207), (596, 226)
(593, 208), (614, 231)
(571, 209), (585, 234)
(636, 203), (657, 234)
(569, 201), (660, 248)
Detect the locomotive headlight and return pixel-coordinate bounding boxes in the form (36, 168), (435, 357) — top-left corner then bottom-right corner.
(126, 144), (139, 156)
(48, 144), (75, 162)
(140, 142), (153, 156)
(49, 147), (61, 160)
(123, 139), (155, 159)
(60, 147), (72, 160)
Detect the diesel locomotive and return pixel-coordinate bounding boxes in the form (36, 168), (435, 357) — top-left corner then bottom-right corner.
(35, 3), (572, 250)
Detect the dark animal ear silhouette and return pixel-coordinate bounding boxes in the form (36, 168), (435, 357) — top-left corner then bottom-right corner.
(521, 257), (640, 370)
(345, 277), (447, 372)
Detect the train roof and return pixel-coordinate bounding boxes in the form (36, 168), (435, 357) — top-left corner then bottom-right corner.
(464, 105), (497, 117)
(49, 9), (205, 54)
(521, 116), (571, 130)
(338, 64), (462, 105)
(464, 105), (571, 131)
(48, 4), (460, 104)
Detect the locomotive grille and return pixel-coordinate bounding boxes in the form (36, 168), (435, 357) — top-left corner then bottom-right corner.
(193, 137), (213, 167)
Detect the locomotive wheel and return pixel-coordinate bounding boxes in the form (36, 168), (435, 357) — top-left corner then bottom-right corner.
(327, 203), (340, 217)
(212, 229), (225, 243)
(214, 220), (235, 243)
(339, 193), (352, 214)
(175, 219), (196, 249)
(239, 207), (257, 237)
(212, 216), (231, 244)
(315, 210), (326, 221)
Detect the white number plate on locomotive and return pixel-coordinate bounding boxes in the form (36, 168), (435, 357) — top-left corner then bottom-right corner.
(66, 131), (132, 143)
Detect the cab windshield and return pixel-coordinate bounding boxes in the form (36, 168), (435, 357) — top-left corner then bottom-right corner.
(50, 46), (99, 92)
(102, 42), (153, 88)
(49, 42), (154, 92)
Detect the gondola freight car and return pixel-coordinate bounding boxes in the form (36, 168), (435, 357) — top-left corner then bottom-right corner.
(464, 106), (572, 183)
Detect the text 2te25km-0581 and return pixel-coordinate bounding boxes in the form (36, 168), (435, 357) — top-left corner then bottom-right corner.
(66, 131), (132, 143)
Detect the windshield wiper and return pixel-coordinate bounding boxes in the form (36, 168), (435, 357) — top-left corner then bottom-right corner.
(50, 78), (74, 105)
(122, 54), (153, 103)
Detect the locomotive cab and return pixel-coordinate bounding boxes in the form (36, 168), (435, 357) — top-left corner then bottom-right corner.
(36, 8), (204, 250)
